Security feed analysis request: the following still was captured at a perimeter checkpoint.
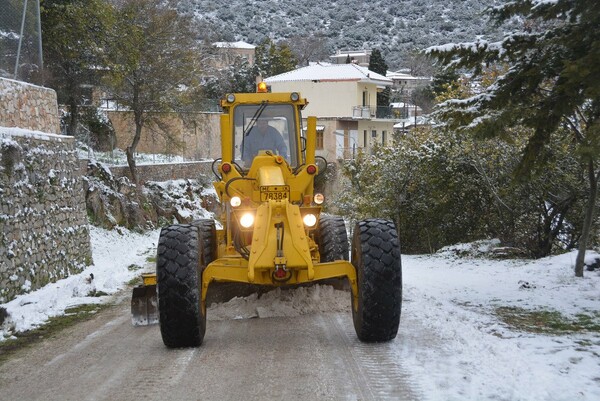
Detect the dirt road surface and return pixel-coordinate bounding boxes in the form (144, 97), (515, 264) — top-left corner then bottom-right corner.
(0, 294), (422, 401)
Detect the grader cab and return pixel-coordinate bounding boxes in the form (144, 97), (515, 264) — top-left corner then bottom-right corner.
(131, 87), (402, 347)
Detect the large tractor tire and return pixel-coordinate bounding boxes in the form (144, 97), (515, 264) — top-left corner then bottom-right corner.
(317, 215), (349, 262)
(191, 219), (216, 266)
(156, 220), (215, 347)
(351, 219), (402, 342)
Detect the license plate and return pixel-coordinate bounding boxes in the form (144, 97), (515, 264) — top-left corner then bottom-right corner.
(260, 185), (290, 202)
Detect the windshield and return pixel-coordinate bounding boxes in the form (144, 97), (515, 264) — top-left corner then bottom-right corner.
(233, 104), (298, 167)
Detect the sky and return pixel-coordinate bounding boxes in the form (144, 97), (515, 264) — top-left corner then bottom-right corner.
(1, 225), (598, 401)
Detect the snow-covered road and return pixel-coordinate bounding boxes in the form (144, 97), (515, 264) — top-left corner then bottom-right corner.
(0, 294), (420, 400)
(1, 227), (599, 400)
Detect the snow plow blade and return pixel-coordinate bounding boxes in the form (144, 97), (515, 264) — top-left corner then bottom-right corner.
(131, 274), (158, 326)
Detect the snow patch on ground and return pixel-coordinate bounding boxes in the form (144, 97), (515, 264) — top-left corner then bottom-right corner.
(77, 145), (213, 166)
(0, 126), (71, 141)
(0, 226), (158, 337)
(399, 252), (600, 401)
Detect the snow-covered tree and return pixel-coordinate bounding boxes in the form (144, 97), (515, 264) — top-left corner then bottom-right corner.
(103, 0), (203, 184)
(339, 125), (583, 256)
(285, 33), (330, 66)
(41, 0), (115, 136)
(426, 0), (600, 276)
(203, 56), (256, 100)
(254, 38), (297, 78)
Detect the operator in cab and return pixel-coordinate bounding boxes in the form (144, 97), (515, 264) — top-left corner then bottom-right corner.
(242, 117), (287, 165)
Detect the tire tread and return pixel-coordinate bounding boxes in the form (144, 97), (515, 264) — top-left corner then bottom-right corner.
(352, 218), (402, 342)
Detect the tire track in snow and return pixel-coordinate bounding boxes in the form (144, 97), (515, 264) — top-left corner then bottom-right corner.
(331, 313), (422, 401)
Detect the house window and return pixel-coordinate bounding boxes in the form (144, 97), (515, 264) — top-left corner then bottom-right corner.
(363, 130), (367, 148)
(371, 130), (377, 138)
(316, 128), (324, 150)
(382, 130), (387, 145)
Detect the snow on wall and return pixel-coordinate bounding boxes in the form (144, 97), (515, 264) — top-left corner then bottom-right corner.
(0, 130), (92, 303)
(0, 81), (91, 303)
(0, 78), (60, 134)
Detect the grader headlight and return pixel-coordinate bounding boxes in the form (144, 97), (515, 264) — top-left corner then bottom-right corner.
(303, 213), (317, 228)
(240, 213), (255, 228)
(313, 193), (325, 205)
(230, 196), (242, 207)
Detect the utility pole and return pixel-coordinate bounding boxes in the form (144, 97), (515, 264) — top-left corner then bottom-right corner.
(414, 103), (417, 128)
(13, 0), (43, 84)
(35, 0), (43, 84)
(14, 0), (29, 79)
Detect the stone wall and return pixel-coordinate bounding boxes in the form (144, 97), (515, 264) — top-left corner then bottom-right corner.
(107, 161), (214, 184)
(0, 130), (91, 303)
(0, 78), (60, 134)
(0, 77), (91, 304)
(108, 111), (221, 161)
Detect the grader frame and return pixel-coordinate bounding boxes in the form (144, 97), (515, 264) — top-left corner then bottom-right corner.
(132, 88), (402, 347)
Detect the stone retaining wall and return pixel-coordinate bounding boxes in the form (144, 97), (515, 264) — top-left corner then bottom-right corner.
(0, 130), (91, 303)
(0, 78), (60, 134)
(107, 161), (214, 184)
(108, 111), (221, 161)
(0, 78), (91, 304)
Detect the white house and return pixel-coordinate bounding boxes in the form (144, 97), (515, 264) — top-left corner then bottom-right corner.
(264, 63), (396, 160)
(212, 41), (257, 68)
(329, 49), (372, 67)
(386, 70), (431, 95)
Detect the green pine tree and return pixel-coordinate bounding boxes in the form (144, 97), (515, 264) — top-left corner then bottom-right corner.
(369, 49), (390, 108)
(368, 49), (387, 75)
(427, 0), (600, 276)
(254, 38), (297, 78)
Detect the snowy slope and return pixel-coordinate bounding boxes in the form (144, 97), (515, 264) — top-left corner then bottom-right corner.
(185, 0), (505, 69)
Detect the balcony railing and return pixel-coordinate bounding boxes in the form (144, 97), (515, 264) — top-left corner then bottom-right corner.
(351, 106), (395, 119)
(352, 106), (372, 118)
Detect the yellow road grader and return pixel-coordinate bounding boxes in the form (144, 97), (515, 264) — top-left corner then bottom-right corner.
(132, 85), (402, 346)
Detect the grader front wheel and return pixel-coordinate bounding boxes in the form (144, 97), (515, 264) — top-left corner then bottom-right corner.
(156, 224), (206, 348)
(351, 219), (402, 342)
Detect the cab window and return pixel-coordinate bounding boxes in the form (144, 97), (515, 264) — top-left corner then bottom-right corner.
(233, 104), (298, 167)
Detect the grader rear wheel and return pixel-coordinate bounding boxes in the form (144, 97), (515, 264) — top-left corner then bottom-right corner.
(317, 215), (349, 262)
(351, 219), (402, 342)
(157, 221), (215, 348)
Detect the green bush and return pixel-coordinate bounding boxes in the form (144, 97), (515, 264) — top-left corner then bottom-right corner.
(339, 126), (588, 256)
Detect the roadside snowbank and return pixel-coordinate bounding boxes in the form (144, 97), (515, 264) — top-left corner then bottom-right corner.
(0, 226), (158, 337)
(398, 251), (600, 401)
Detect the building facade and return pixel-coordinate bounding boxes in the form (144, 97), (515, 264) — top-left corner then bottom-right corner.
(264, 63), (397, 160)
(329, 50), (372, 67)
(211, 41), (257, 69)
(386, 70), (432, 95)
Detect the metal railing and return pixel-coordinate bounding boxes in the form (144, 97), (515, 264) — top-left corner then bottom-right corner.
(351, 106), (396, 119)
(352, 106), (372, 119)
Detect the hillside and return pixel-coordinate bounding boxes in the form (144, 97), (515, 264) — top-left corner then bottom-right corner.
(184, 0), (506, 69)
